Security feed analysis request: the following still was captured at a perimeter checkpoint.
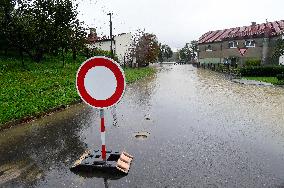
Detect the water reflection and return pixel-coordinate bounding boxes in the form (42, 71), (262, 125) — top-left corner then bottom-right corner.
(0, 104), (88, 187)
(72, 170), (126, 188)
(0, 160), (42, 186)
(111, 106), (118, 127)
(124, 72), (157, 108)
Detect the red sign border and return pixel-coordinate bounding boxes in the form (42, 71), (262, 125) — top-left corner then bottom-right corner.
(76, 56), (125, 109)
(238, 47), (248, 56)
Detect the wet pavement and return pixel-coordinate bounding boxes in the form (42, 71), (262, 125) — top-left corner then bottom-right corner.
(232, 79), (273, 86)
(1, 64), (284, 187)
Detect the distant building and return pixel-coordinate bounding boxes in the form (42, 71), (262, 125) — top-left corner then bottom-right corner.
(198, 20), (284, 65)
(87, 29), (133, 64)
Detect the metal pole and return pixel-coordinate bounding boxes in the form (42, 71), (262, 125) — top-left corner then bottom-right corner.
(100, 109), (106, 161)
(107, 13), (113, 58)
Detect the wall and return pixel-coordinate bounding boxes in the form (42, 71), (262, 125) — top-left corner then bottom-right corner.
(92, 40), (113, 52)
(114, 33), (132, 63)
(88, 33), (133, 64)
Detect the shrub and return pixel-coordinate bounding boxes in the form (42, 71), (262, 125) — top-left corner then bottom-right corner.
(276, 74), (284, 80)
(245, 59), (261, 66)
(276, 80), (284, 85)
(239, 66), (284, 77)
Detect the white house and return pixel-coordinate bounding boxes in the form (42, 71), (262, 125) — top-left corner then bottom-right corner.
(87, 32), (133, 64)
(114, 33), (133, 63)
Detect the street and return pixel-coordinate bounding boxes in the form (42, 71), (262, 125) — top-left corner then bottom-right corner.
(0, 64), (284, 187)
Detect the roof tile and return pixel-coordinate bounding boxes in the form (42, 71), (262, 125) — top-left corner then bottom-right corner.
(199, 20), (284, 44)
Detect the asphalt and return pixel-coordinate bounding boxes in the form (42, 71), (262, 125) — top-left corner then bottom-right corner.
(0, 64), (284, 187)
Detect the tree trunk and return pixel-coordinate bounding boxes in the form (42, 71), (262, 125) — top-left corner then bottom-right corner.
(20, 48), (24, 68)
(72, 47), (77, 62)
(34, 49), (43, 63)
(4, 48), (8, 57)
(62, 48), (65, 67)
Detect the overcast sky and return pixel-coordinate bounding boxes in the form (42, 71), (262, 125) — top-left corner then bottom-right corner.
(78, 0), (283, 50)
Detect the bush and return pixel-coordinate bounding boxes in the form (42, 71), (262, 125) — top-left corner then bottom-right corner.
(239, 66), (284, 77)
(82, 47), (119, 62)
(276, 74), (284, 80)
(276, 80), (284, 85)
(245, 59), (261, 66)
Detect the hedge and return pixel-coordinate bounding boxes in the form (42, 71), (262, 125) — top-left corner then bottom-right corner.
(245, 59), (261, 66)
(276, 74), (284, 80)
(239, 66), (284, 77)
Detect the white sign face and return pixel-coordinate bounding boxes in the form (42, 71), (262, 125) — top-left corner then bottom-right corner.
(84, 66), (117, 100)
(76, 56), (125, 109)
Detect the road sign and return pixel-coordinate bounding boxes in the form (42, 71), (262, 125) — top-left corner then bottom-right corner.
(76, 56), (126, 162)
(238, 48), (248, 56)
(76, 56), (125, 109)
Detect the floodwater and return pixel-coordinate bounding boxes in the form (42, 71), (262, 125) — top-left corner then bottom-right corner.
(0, 64), (284, 187)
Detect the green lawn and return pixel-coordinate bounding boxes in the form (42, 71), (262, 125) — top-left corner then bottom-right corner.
(0, 55), (156, 125)
(124, 67), (156, 83)
(244, 77), (279, 84)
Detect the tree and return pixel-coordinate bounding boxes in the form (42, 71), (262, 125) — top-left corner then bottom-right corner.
(164, 45), (173, 59)
(179, 41), (198, 62)
(70, 19), (87, 61)
(179, 43), (192, 62)
(0, 0), (34, 65)
(131, 30), (160, 67)
(0, 0), (86, 64)
(189, 40), (198, 60)
(0, 0), (15, 56)
(158, 44), (173, 62)
(158, 43), (164, 62)
(273, 39), (284, 59)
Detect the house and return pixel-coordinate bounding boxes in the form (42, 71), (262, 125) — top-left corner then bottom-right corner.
(198, 20), (284, 66)
(87, 28), (133, 64)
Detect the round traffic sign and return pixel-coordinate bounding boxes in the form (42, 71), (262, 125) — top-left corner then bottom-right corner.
(76, 56), (125, 109)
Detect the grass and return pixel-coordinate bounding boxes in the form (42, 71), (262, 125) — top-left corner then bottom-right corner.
(0, 55), (156, 125)
(243, 77), (279, 85)
(124, 67), (156, 83)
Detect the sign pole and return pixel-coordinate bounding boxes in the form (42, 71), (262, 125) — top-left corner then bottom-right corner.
(100, 109), (106, 162)
(76, 56), (126, 163)
(73, 57), (134, 174)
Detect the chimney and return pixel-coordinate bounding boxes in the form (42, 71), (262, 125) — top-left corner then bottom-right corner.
(251, 22), (256, 26)
(89, 28), (97, 38)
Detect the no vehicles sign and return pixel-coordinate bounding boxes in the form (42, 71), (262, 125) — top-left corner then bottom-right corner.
(73, 56), (133, 170)
(76, 56), (125, 109)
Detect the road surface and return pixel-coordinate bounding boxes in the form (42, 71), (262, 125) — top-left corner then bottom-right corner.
(1, 64), (284, 187)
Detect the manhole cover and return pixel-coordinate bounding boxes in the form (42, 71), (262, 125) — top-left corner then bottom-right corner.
(134, 131), (150, 140)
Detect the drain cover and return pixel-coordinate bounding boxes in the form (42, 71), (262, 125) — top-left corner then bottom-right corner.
(134, 132), (150, 139)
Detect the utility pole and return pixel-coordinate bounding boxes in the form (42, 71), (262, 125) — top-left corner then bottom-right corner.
(107, 13), (113, 58)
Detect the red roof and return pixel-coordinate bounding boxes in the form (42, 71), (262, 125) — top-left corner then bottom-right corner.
(198, 20), (284, 44)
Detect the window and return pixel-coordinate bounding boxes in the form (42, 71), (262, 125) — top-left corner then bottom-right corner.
(245, 40), (255, 48)
(206, 45), (212, 51)
(228, 41), (238, 48)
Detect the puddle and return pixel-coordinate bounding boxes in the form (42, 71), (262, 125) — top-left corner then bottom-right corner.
(134, 131), (150, 140)
(0, 161), (42, 184)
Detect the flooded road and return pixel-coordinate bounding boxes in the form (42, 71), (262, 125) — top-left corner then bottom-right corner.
(1, 64), (284, 187)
